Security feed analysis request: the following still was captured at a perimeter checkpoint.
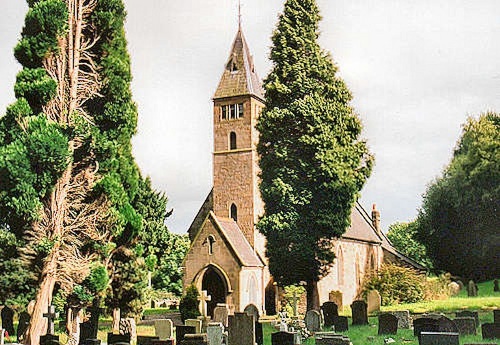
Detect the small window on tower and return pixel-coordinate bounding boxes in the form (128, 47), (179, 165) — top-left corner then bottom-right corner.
(237, 103), (243, 118)
(221, 106), (228, 120)
(207, 235), (216, 255)
(230, 104), (236, 119)
(230, 132), (237, 150)
(230, 204), (238, 221)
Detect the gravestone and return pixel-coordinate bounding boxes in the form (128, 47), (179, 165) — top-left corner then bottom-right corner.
(378, 313), (398, 335)
(228, 313), (255, 345)
(456, 280), (464, 290)
(436, 315), (458, 334)
(119, 318), (136, 345)
(366, 290), (381, 314)
(332, 316), (348, 332)
(108, 333), (131, 345)
(151, 340), (174, 345)
(207, 323), (224, 345)
(481, 323), (500, 339)
(448, 282), (460, 296)
(328, 291), (343, 311)
(154, 319), (173, 340)
(456, 311), (479, 327)
(17, 311), (31, 343)
(271, 331), (294, 345)
(185, 319), (202, 334)
(351, 300), (368, 325)
(391, 310), (411, 329)
(413, 317), (440, 338)
(321, 302), (338, 327)
(453, 317), (476, 335)
(1, 306), (14, 336)
(244, 304), (263, 345)
(305, 310), (321, 332)
(180, 334), (208, 345)
(213, 304), (229, 327)
(494, 279), (499, 292)
(420, 331), (459, 345)
(198, 290), (211, 318)
(175, 325), (195, 344)
(315, 334), (351, 345)
(80, 304), (102, 345)
(494, 309), (499, 324)
(40, 334), (60, 345)
(467, 280), (478, 297)
(136, 335), (159, 345)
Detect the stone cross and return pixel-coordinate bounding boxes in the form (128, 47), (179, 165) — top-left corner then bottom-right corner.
(198, 290), (212, 317)
(290, 291), (300, 316)
(43, 305), (57, 335)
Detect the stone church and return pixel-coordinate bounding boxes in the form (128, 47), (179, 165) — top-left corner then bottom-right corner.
(182, 25), (423, 317)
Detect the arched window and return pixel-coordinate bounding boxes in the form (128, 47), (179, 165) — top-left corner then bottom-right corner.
(230, 203), (237, 221)
(207, 235), (216, 255)
(230, 132), (237, 150)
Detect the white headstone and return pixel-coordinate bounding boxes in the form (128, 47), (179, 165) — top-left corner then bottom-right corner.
(367, 290), (381, 314)
(154, 319), (173, 340)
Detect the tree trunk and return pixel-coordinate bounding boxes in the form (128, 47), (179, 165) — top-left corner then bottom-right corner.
(306, 280), (320, 311)
(66, 307), (81, 345)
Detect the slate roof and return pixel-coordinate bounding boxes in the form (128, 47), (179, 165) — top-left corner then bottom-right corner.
(213, 27), (264, 100)
(343, 203), (382, 244)
(211, 212), (264, 267)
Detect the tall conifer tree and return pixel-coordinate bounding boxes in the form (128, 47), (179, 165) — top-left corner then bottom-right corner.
(0, 1), (145, 343)
(257, 0), (373, 310)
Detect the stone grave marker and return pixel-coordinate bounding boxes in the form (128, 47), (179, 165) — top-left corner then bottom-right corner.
(332, 316), (348, 332)
(228, 312), (255, 345)
(185, 319), (202, 334)
(448, 282), (460, 296)
(271, 331), (294, 345)
(420, 331), (459, 345)
(305, 310), (321, 332)
(456, 280), (464, 290)
(315, 334), (351, 345)
(1, 306), (14, 336)
(391, 310), (411, 329)
(136, 335), (159, 345)
(40, 334), (60, 345)
(154, 319), (174, 340)
(119, 318), (136, 345)
(213, 304), (229, 327)
(40, 305), (59, 345)
(17, 310), (31, 343)
(494, 309), (499, 324)
(198, 290), (211, 318)
(108, 333), (131, 345)
(453, 317), (476, 335)
(351, 300), (368, 325)
(321, 302), (338, 327)
(175, 325), (196, 344)
(180, 334), (208, 345)
(207, 323), (224, 345)
(244, 304), (263, 345)
(481, 323), (500, 339)
(378, 313), (398, 335)
(366, 290), (381, 314)
(456, 311), (479, 327)
(437, 315), (459, 334)
(468, 280), (478, 297)
(413, 317), (440, 338)
(151, 339), (175, 345)
(80, 304), (103, 345)
(494, 279), (499, 292)
(328, 291), (343, 311)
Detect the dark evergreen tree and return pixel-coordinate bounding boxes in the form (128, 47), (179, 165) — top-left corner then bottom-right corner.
(257, 0), (373, 310)
(387, 221), (433, 269)
(416, 112), (499, 281)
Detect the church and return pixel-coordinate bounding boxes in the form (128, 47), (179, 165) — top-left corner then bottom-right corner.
(182, 24), (423, 317)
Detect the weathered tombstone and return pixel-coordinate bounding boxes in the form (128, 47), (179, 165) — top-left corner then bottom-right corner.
(481, 323), (500, 339)
(213, 304), (229, 327)
(185, 319), (202, 334)
(1, 306), (14, 336)
(305, 310), (321, 332)
(207, 323), (224, 345)
(154, 319), (173, 340)
(494, 279), (499, 292)
(351, 300), (368, 325)
(151, 340), (174, 345)
(244, 304), (263, 345)
(198, 290), (211, 318)
(108, 333), (131, 345)
(420, 331), (459, 345)
(17, 311), (31, 343)
(315, 334), (351, 345)
(119, 318), (136, 345)
(175, 325), (196, 344)
(391, 310), (411, 329)
(243, 304), (259, 321)
(494, 309), (500, 324)
(271, 331), (294, 345)
(448, 282), (460, 296)
(453, 317), (476, 335)
(455, 311), (479, 327)
(436, 315), (459, 334)
(332, 316), (348, 332)
(328, 291), (343, 312)
(378, 313), (398, 335)
(468, 280), (478, 297)
(136, 335), (159, 345)
(413, 317), (440, 338)
(321, 302), (338, 327)
(180, 334), (208, 345)
(40, 334), (60, 345)
(456, 280), (464, 290)
(228, 313), (255, 345)
(366, 290), (381, 314)
(80, 304), (102, 345)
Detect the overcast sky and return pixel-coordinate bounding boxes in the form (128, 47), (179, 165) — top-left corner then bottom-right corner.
(1, 1), (499, 234)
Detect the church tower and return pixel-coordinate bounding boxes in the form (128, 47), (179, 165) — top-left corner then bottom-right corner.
(212, 26), (265, 250)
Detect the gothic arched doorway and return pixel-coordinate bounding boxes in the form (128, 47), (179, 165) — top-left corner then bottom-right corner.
(201, 266), (228, 317)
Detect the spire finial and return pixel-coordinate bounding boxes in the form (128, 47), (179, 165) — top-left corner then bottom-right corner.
(238, 0), (242, 29)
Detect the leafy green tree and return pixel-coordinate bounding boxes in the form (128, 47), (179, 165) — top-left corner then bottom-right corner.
(0, 1), (146, 343)
(387, 221), (433, 269)
(257, 0), (373, 310)
(415, 113), (499, 281)
(179, 284), (201, 322)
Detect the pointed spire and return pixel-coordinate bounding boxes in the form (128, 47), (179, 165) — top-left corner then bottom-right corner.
(213, 25), (264, 100)
(238, 0), (242, 29)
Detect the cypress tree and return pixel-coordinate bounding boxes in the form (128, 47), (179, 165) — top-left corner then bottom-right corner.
(0, 1), (144, 343)
(257, 0), (373, 310)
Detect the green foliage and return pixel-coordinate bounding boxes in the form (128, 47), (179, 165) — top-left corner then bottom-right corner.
(257, 0), (373, 291)
(84, 265), (109, 294)
(415, 113), (499, 281)
(179, 284), (201, 322)
(363, 264), (425, 306)
(14, 68), (57, 111)
(387, 221), (432, 269)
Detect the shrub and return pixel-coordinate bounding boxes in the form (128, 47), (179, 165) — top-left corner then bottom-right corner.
(179, 284), (200, 322)
(363, 264), (425, 305)
(423, 273), (452, 301)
